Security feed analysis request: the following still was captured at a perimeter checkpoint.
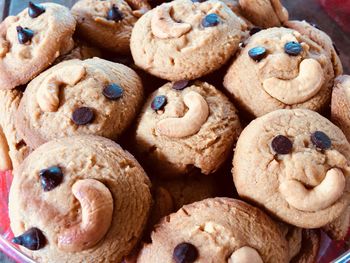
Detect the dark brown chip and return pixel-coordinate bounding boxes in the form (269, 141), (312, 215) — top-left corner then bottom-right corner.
(173, 242), (198, 263)
(103, 83), (124, 100)
(151, 95), (167, 111)
(39, 166), (63, 192)
(16, 26), (34, 44)
(28, 2), (45, 18)
(271, 135), (293, 154)
(311, 131), (331, 150)
(72, 107), (95, 125)
(173, 80), (189, 90)
(248, 46), (267, 62)
(107, 5), (124, 22)
(12, 228), (46, 250)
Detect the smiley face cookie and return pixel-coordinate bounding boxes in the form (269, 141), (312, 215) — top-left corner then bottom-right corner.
(233, 109), (350, 228)
(224, 27), (340, 117)
(132, 81), (241, 177)
(71, 0), (140, 53)
(130, 0), (246, 81)
(137, 198), (289, 262)
(15, 58), (143, 149)
(0, 2), (76, 90)
(9, 135), (152, 263)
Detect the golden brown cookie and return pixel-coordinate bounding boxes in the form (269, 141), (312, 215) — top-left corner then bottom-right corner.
(15, 58), (143, 149)
(224, 27), (338, 117)
(0, 2), (76, 90)
(0, 90), (29, 171)
(331, 75), (350, 142)
(131, 0), (246, 81)
(137, 198), (289, 262)
(9, 135), (152, 263)
(132, 81), (241, 177)
(233, 109), (350, 228)
(71, 0), (139, 53)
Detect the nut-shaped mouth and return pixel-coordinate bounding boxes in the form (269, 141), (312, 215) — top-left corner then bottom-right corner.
(262, 58), (324, 105)
(279, 167), (345, 212)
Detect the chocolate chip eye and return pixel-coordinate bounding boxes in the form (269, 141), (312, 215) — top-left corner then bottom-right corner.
(202, 14), (220, 28)
(249, 27), (262, 36)
(173, 80), (188, 90)
(103, 83), (123, 100)
(151, 95), (167, 111)
(16, 26), (34, 44)
(72, 107), (95, 125)
(284, 41), (303, 56)
(12, 228), (46, 250)
(173, 242), (198, 263)
(107, 5), (123, 22)
(248, 46), (267, 62)
(311, 131), (331, 150)
(39, 166), (63, 192)
(28, 2), (45, 18)
(271, 135), (293, 154)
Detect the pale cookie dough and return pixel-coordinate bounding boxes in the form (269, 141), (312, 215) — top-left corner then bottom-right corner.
(0, 2), (76, 90)
(233, 109), (350, 228)
(15, 58), (143, 149)
(238, 0), (288, 28)
(71, 0), (140, 53)
(224, 27), (338, 117)
(137, 198), (289, 263)
(130, 0), (246, 81)
(9, 135), (152, 263)
(132, 81), (241, 177)
(0, 90), (30, 170)
(331, 75), (350, 142)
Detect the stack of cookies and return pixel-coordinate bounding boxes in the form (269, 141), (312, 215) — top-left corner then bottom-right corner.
(0, 0), (349, 262)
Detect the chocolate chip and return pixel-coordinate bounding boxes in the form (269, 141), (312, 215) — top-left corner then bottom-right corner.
(173, 243), (198, 263)
(72, 107), (95, 125)
(311, 131), (331, 150)
(333, 43), (340, 55)
(284, 41), (303, 56)
(103, 83), (123, 100)
(173, 80), (188, 90)
(248, 46), (267, 62)
(107, 5), (123, 22)
(202, 13), (220, 28)
(191, 0), (206, 2)
(16, 26), (34, 44)
(39, 166), (63, 192)
(271, 135), (293, 154)
(249, 27), (262, 36)
(12, 228), (46, 250)
(151, 95), (167, 111)
(28, 2), (45, 18)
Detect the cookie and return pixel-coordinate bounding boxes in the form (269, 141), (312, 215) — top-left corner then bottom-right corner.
(331, 75), (350, 142)
(130, 0), (246, 81)
(224, 27), (338, 117)
(137, 198), (289, 262)
(132, 81), (241, 177)
(15, 58), (143, 149)
(238, 0), (288, 28)
(149, 174), (220, 226)
(9, 135), (152, 263)
(0, 2), (76, 90)
(233, 109), (350, 228)
(0, 90), (30, 170)
(71, 0), (140, 53)
(53, 40), (102, 65)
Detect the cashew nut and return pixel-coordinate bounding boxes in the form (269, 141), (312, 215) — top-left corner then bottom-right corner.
(0, 127), (12, 171)
(280, 168), (345, 212)
(151, 6), (191, 39)
(263, 59), (324, 105)
(57, 179), (114, 252)
(36, 65), (86, 112)
(228, 246), (264, 263)
(156, 91), (209, 138)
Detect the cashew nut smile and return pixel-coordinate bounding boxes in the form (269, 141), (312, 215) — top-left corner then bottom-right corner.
(156, 91), (209, 138)
(151, 6), (192, 39)
(57, 179), (114, 252)
(280, 168), (346, 212)
(262, 58), (324, 104)
(228, 246), (263, 263)
(36, 65), (86, 112)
